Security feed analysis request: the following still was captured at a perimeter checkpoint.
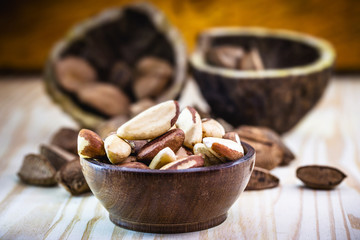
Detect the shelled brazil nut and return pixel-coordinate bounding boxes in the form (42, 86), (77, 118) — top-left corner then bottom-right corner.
(77, 100), (245, 170)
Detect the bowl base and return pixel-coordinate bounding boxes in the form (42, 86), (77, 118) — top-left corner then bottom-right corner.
(109, 213), (227, 233)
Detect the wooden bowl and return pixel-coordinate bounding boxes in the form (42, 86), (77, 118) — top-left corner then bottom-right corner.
(44, 2), (187, 129)
(80, 142), (255, 233)
(190, 27), (335, 133)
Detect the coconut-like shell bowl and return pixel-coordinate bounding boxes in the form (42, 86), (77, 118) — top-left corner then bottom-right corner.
(190, 27), (336, 133)
(80, 142), (255, 233)
(44, 3), (187, 129)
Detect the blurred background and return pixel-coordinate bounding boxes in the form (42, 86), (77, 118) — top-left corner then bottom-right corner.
(0, 0), (359, 74)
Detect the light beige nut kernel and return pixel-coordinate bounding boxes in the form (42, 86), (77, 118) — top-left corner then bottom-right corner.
(176, 106), (202, 149)
(202, 118), (225, 138)
(160, 155), (204, 170)
(203, 137), (244, 161)
(223, 132), (241, 145)
(193, 143), (223, 166)
(117, 100), (179, 140)
(104, 134), (131, 164)
(149, 147), (176, 169)
(78, 129), (105, 159)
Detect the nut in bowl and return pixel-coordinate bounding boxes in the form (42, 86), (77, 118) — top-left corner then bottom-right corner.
(79, 100), (255, 233)
(190, 27), (336, 133)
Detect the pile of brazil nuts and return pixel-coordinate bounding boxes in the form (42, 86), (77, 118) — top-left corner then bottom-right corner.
(78, 100), (245, 170)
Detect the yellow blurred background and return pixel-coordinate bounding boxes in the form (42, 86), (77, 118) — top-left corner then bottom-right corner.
(0, 0), (359, 72)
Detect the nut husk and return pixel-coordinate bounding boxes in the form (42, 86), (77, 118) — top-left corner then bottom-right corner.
(296, 165), (346, 189)
(56, 158), (90, 195)
(235, 125), (295, 170)
(17, 154), (57, 186)
(50, 127), (79, 154)
(245, 167), (279, 190)
(44, 3), (187, 128)
(40, 144), (77, 171)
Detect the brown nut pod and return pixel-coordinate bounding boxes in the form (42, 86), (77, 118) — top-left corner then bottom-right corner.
(56, 158), (90, 195)
(44, 3), (187, 129)
(245, 167), (279, 191)
(235, 126), (295, 169)
(296, 165), (346, 189)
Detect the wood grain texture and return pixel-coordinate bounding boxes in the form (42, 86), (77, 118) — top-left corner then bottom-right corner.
(0, 76), (360, 238)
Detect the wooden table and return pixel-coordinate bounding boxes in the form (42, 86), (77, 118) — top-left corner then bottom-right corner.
(0, 76), (359, 239)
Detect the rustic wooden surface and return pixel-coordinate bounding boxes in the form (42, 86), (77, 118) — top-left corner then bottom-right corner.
(0, 76), (360, 239)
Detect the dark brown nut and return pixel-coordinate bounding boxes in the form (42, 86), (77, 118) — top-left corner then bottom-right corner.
(296, 165), (346, 189)
(55, 56), (97, 93)
(245, 167), (279, 191)
(176, 106), (202, 149)
(193, 143), (223, 166)
(160, 155), (204, 170)
(149, 147), (176, 169)
(95, 115), (129, 139)
(175, 146), (193, 159)
(235, 126), (295, 169)
(206, 45), (245, 69)
(17, 154), (57, 186)
(202, 118), (225, 138)
(223, 132), (241, 145)
(127, 140), (148, 155)
(136, 56), (173, 80)
(78, 129), (106, 159)
(203, 137), (244, 161)
(134, 75), (170, 100)
(76, 83), (130, 117)
(137, 129), (185, 165)
(104, 134), (131, 164)
(109, 61), (133, 91)
(40, 144), (77, 171)
(239, 48), (264, 71)
(50, 127), (79, 154)
(116, 161), (150, 169)
(130, 98), (156, 117)
(117, 100), (179, 140)
(55, 158), (90, 195)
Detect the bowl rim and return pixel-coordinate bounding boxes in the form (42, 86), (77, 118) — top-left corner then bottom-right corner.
(81, 141), (255, 174)
(190, 27), (336, 79)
